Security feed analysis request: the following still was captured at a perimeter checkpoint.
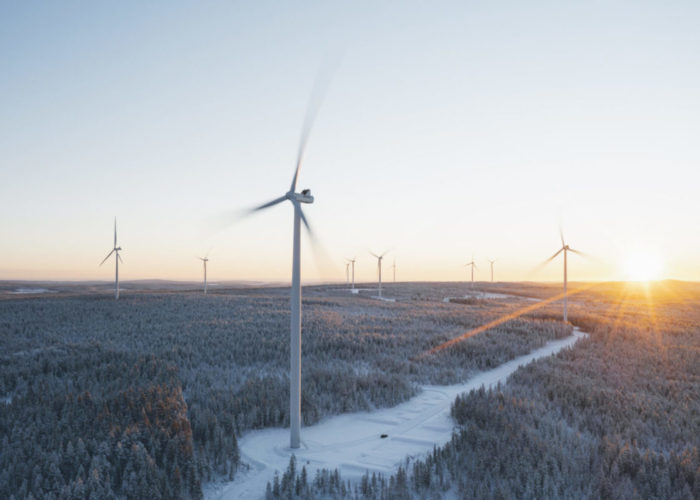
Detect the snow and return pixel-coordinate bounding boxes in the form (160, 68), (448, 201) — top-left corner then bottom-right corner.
(205, 328), (588, 500)
(10, 288), (51, 294)
(370, 296), (396, 302)
(443, 291), (539, 302)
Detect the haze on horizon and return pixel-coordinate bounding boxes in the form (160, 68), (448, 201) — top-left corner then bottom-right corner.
(2, 1), (699, 284)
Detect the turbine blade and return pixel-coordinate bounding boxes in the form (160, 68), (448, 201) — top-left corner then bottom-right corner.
(546, 247), (564, 264)
(118, 253), (124, 264)
(114, 217), (117, 247)
(99, 249), (115, 267)
(568, 248), (588, 258)
(206, 195), (287, 235)
(252, 195), (288, 213)
(299, 208), (339, 283)
(290, 59), (340, 192)
(559, 225), (565, 247)
(299, 207), (314, 239)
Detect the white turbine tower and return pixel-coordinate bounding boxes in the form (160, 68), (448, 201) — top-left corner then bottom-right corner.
(198, 256), (209, 294)
(392, 258), (396, 283)
(345, 257), (356, 291)
(370, 250), (390, 298)
(216, 78), (332, 449)
(488, 259), (496, 282)
(99, 217), (123, 300)
(465, 256), (477, 290)
(541, 230), (585, 323)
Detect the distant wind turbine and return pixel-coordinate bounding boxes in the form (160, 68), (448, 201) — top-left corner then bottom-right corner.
(215, 74), (333, 449)
(197, 255), (209, 294)
(344, 261), (350, 285)
(488, 259), (496, 282)
(392, 258), (396, 283)
(370, 250), (390, 298)
(99, 217), (123, 300)
(345, 257), (356, 290)
(540, 230), (585, 323)
(465, 256), (477, 290)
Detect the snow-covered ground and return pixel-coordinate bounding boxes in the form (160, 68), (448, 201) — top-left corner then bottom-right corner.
(443, 291), (539, 302)
(205, 328), (587, 500)
(10, 287), (51, 294)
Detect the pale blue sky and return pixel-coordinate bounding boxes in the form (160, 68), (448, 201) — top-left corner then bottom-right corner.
(1, 1), (699, 282)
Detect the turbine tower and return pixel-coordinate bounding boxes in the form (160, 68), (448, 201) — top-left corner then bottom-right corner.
(217, 79), (331, 449)
(344, 262), (350, 285)
(392, 258), (396, 283)
(198, 256), (209, 294)
(99, 217), (123, 300)
(370, 250), (390, 298)
(488, 259), (496, 282)
(465, 256), (477, 290)
(345, 257), (356, 290)
(541, 230), (585, 323)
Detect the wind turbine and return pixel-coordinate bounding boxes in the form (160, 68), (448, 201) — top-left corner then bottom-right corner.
(370, 250), (390, 298)
(345, 257), (356, 291)
(197, 255), (209, 294)
(541, 230), (585, 323)
(344, 261), (350, 285)
(465, 256), (477, 290)
(216, 79), (331, 449)
(488, 259), (496, 282)
(99, 217), (123, 300)
(392, 258), (396, 283)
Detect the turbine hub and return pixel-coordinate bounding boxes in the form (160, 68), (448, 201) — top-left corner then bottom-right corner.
(287, 190), (314, 204)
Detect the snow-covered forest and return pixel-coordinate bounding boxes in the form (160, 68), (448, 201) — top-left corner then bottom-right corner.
(0, 284), (568, 499)
(264, 282), (700, 499)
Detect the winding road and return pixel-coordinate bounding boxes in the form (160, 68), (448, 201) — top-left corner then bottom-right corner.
(206, 325), (587, 500)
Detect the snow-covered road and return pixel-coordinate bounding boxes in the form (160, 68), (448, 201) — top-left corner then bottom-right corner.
(205, 328), (587, 500)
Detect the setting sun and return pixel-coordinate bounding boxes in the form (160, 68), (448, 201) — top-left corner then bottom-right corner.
(623, 251), (664, 282)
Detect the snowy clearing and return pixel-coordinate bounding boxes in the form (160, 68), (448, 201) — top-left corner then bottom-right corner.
(10, 288), (52, 294)
(205, 328), (587, 500)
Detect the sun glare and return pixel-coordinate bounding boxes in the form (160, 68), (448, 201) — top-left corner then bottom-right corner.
(622, 251), (663, 282)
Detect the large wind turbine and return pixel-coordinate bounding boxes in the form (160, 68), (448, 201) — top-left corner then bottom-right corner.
(217, 80), (330, 449)
(465, 256), (477, 290)
(99, 217), (123, 300)
(345, 257), (356, 291)
(198, 256), (209, 294)
(488, 259), (496, 282)
(541, 231), (585, 323)
(370, 250), (390, 297)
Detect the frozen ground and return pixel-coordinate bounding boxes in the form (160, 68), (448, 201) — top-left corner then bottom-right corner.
(443, 291), (540, 302)
(205, 328), (587, 500)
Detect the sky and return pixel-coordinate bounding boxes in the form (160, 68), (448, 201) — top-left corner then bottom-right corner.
(1, 1), (699, 284)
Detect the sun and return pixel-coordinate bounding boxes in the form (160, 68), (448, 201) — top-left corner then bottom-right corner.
(622, 251), (663, 282)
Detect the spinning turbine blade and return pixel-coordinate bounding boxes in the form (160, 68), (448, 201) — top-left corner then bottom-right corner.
(118, 254), (124, 264)
(290, 62), (339, 193)
(114, 218), (117, 247)
(252, 195), (288, 213)
(545, 247), (564, 264)
(568, 248), (588, 258)
(100, 249), (115, 266)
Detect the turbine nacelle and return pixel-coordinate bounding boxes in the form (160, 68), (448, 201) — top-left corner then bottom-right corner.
(287, 189), (314, 204)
